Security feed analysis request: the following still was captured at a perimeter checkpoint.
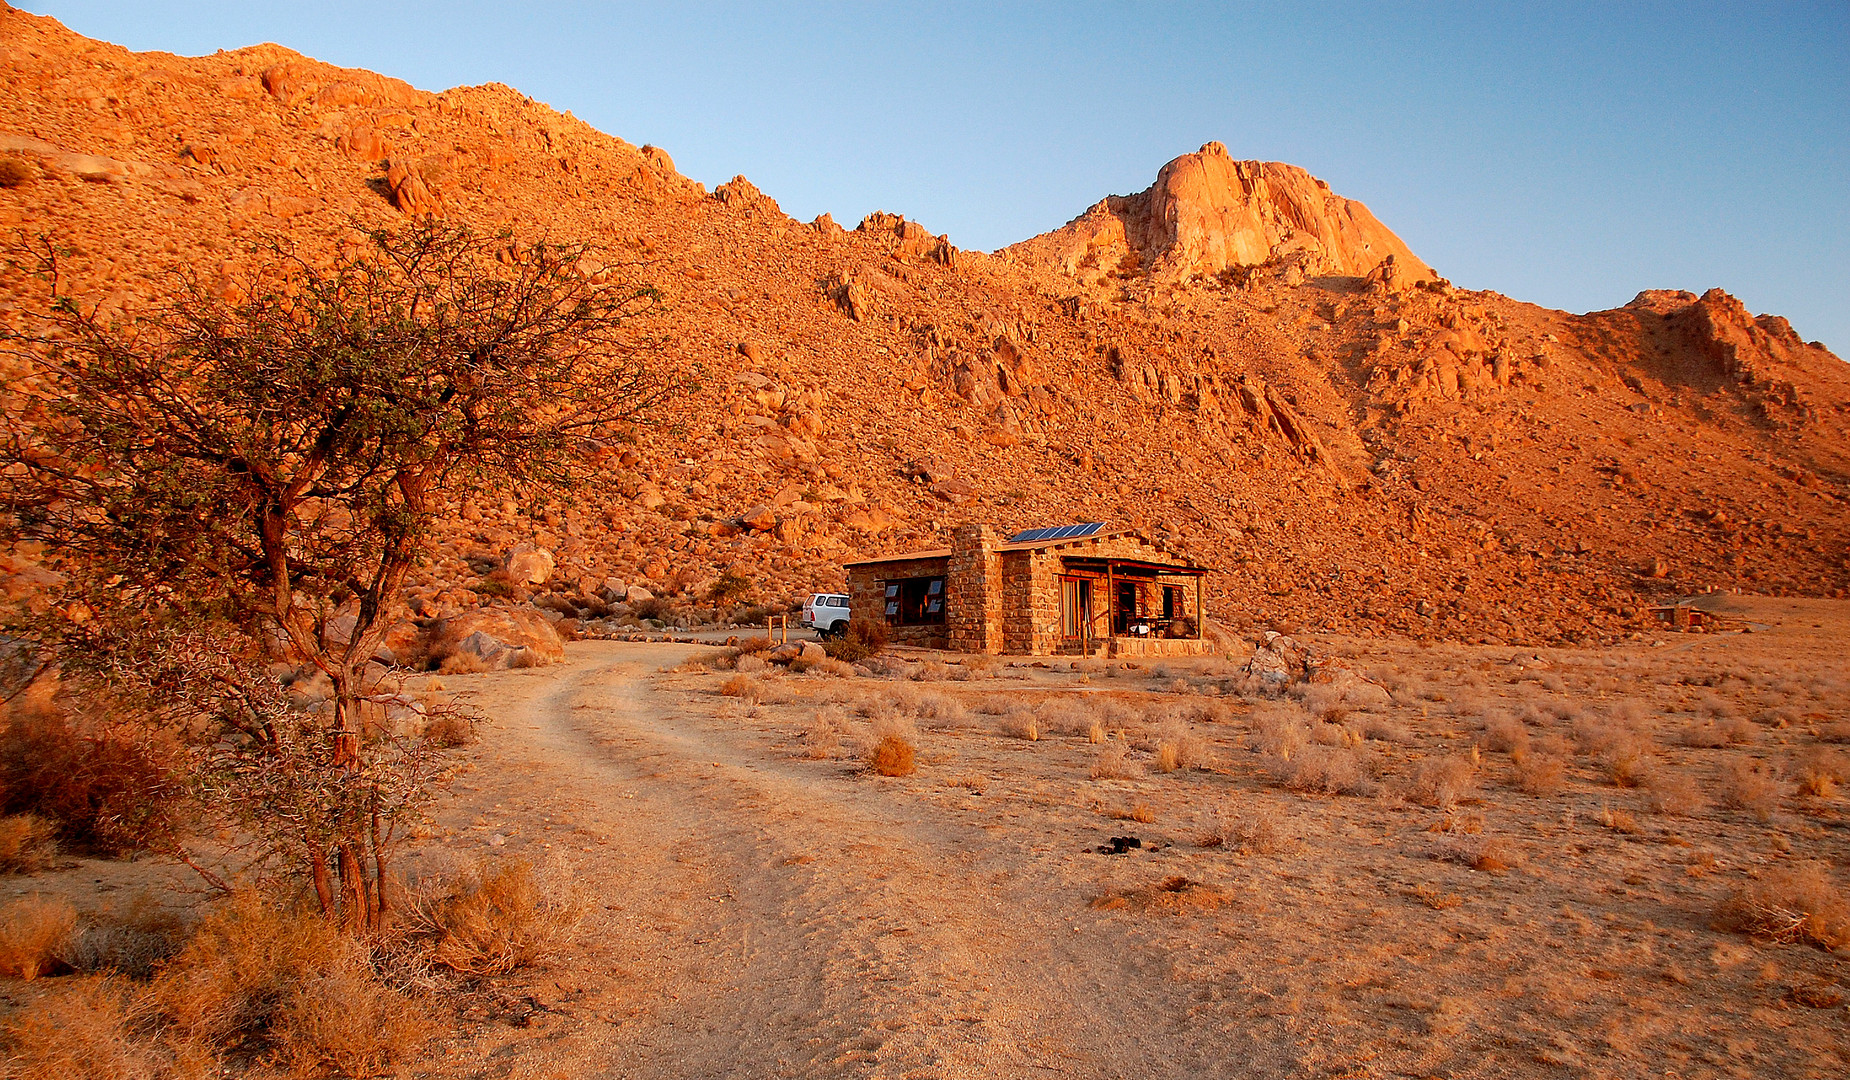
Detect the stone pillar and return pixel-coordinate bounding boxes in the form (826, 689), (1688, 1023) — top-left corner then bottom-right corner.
(947, 523), (1003, 654)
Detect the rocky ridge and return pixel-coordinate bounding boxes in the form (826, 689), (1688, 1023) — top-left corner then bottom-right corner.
(1, 5), (1847, 649)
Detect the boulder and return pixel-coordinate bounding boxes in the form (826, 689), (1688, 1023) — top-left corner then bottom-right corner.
(428, 607), (566, 670)
(502, 543), (555, 585)
(624, 585), (655, 605)
(1243, 631), (1315, 687)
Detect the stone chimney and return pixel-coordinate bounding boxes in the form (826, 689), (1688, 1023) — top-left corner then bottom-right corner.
(947, 523), (1002, 654)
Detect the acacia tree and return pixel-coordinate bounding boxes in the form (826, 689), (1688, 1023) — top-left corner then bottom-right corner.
(0, 222), (668, 929)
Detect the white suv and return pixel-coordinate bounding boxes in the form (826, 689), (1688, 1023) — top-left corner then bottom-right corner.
(801, 593), (851, 638)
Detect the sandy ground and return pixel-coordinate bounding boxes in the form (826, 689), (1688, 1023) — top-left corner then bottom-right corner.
(7, 595), (1849, 1078)
(386, 594), (1849, 1079)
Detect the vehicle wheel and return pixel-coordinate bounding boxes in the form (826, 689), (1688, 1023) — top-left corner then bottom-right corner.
(827, 621), (846, 640)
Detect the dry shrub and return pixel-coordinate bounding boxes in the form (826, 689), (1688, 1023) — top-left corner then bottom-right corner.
(0, 707), (184, 856)
(1156, 722), (1206, 771)
(910, 691), (968, 728)
(1089, 875), (1229, 914)
(998, 712), (1039, 742)
(1603, 734), (1655, 788)
(869, 734), (916, 777)
(0, 895), (76, 980)
(1227, 810), (1297, 854)
(1720, 759), (1783, 820)
(1793, 748), (1846, 798)
(1300, 683), (1349, 724)
(1642, 769), (1707, 816)
(1249, 704), (1308, 758)
(1715, 862), (1850, 949)
(64, 893), (185, 979)
(405, 858), (584, 977)
(719, 673), (763, 703)
(734, 653), (769, 675)
(1357, 715), (1414, 745)
(1681, 717), (1757, 748)
(1510, 752), (1567, 796)
(1270, 746), (1376, 797)
(1087, 720), (1106, 744)
(823, 619), (886, 663)
(0, 974), (213, 1080)
(1599, 806), (1642, 834)
(1407, 755), (1478, 809)
(1483, 714), (1531, 756)
(1089, 741), (1139, 780)
(1436, 835), (1515, 873)
(1034, 700), (1093, 737)
(420, 709), (475, 749)
(152, 892), (424, 1073)
(800, 709), (843, 760)
(0, 814), (58, 874)
(1408, 883), (1463, 910)
(811, 657), (856, 679)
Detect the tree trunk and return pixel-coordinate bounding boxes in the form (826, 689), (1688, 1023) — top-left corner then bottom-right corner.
(309, 845), (335, 917)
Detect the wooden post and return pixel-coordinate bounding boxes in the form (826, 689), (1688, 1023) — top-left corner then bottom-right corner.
(1195, 574), (1203, 639)
(1105, 561), (1115, 655)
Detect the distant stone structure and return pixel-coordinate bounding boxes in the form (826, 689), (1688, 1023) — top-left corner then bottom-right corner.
(844, 523), (1212, 657)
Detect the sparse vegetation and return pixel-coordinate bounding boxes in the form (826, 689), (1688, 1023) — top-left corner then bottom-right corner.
(0, 895), (76, 980)
(403, 857), (586, 976)
(1715, 862), (1850, 949)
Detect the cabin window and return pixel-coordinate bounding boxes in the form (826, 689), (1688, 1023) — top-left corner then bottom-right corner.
(1163, 585), (1184, 620)
(884, 576), (946, 625)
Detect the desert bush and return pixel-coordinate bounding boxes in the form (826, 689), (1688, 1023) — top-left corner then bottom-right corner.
(151, 891), (423, 1075)
(1227, 810), (1297, 854)
(719, 673), (764, 703)
(1603, 733), (1655, 788)
(0, 707), (184, 856)
(734, 653), (769, 675)
(1642, 769), (1706, 815)
(869, 734), (916, 777)
(404, 858), (585, 977)
(1793, 748), (1846, 798)
(1270, 746), (1376, 797)
(1156, 722), (1206, 771)
(1356, 715), (1414, 744)
(0, 814), (57, 874)
(420, 709), (475, 749)
(800, 710), (843, 760)
(63, 894), (185, 979)
(824, 620), (887, 664)
(1249, 704), (1309, 758)
(1715, 861), (1850, 949)
(1720, 759), (1783, 820)
(1510, 752), (1567, 796)
(811, 657), (857, 679)
(1483, 714), (1531, 756)
(0, 974), (213, 1080)
(998, 711), (1039, 741)
(0, 895), (76, 980)
(1406, 755), (1477, 809)
(1089, 741), (1139, 780)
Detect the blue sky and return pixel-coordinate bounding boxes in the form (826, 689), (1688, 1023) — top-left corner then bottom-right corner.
(24, 2), (1850, 353)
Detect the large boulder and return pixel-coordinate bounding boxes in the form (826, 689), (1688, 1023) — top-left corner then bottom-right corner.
(428, 606), (566, 671)
(502, 543), (555, 586)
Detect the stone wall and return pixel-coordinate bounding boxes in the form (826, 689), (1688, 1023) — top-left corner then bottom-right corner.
(947, 524), (1003, 654)
(846, 555), (950, 650)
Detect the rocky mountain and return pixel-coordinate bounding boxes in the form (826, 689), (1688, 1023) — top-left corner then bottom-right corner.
(1, 4), (1846, 647)
(1001, 141), (1435, 287)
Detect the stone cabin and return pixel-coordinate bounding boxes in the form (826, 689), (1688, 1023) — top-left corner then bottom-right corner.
(843, 523), (1212, 657)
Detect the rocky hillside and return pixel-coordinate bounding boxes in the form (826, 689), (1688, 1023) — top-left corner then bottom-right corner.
(1, 4), (1846, 648)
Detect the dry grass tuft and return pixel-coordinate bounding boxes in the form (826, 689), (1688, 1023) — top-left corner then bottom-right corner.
(1714, 862), (1850, 949)
(1227, 809), (1298, 854)
(869, 734), (917, 777)
(1793, 748), (1845, 798)
(1408, 883), (1463, 910)
(0, 974), (214, 1080)
(1509, 752), (1567, 796)
(1720, 759), (1783, 820)
(1089, 875), (1230, 914)
(1483, 714), (1531, 756)
(405, 857), (586, 977)
(1089, 741), (1139, 780)
(1407, 755), (1478, 809)
(151, 891), (424, 1075)
(997, 711), (1040, 741)
(1642, 769), (1707, 816)
(0, 895), (76, 980)
(0, 814), (58, 874)
(719, 673), (764, 703)
(421, 709), (476, 748)
(1269, 745), (1376, 797)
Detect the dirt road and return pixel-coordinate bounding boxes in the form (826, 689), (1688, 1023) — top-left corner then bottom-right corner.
(431, 642), (1247, 1079)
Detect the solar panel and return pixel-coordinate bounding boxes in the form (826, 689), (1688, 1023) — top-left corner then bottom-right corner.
(1006, 522), (1105, 544)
